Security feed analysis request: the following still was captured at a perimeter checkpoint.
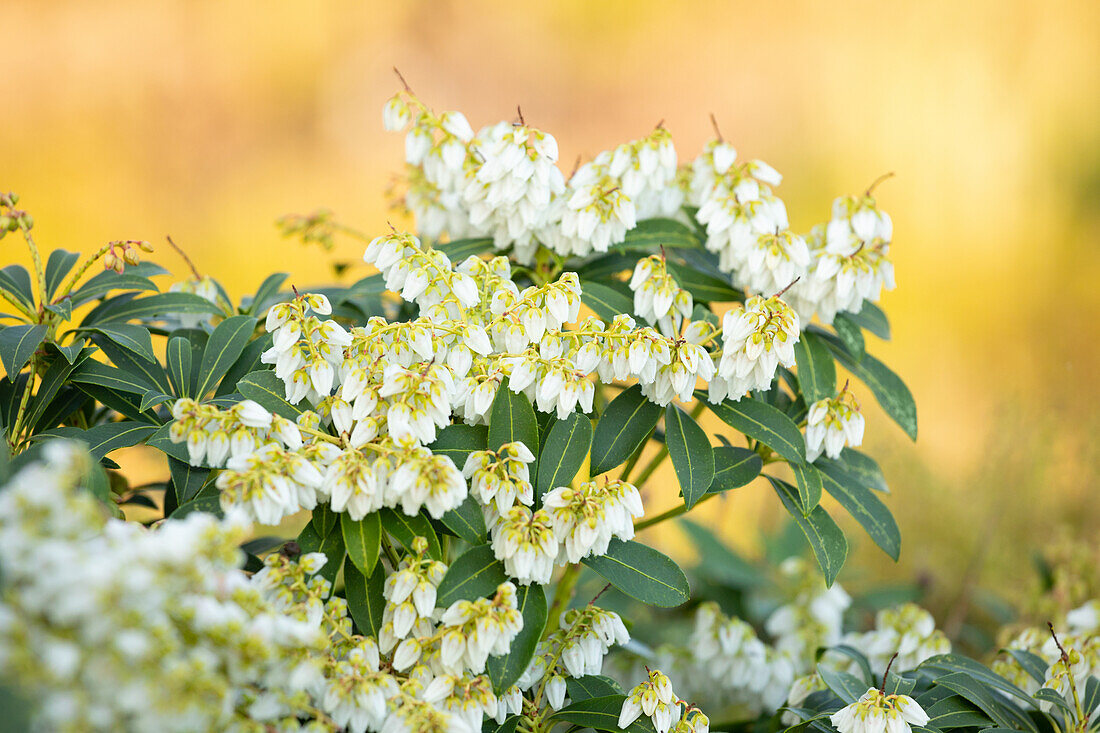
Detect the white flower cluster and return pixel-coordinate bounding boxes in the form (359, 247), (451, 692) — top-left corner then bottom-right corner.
(619, 668), (710, 733)
(767, 557), (853, 668)
(805, 386), (866, 462)
(519, 605), (631, 710)
(630, 254), (694, 335)
(830, 687), (930, 733)
(710, 294), (800, 402)
(839, 603), (951, 676)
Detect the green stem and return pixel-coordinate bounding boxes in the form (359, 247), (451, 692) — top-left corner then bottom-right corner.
(632, 444), (667, 487)
(8, 355), (38, 453)
(634, 491), (719, 532)
(543, 564), (581, 641)
(54, 244), (112, 302)
(381, 536), (401, 568)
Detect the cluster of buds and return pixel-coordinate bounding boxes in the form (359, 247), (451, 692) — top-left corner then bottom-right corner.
(619, 668), (710, 733)
(805, 384), (866, 463)
(276, 208), (339, 250)
(712, 293), (801, 402)
(0, 191), (32, 237)
(630, 253), (694, 336)
(102, 239), (154, 274)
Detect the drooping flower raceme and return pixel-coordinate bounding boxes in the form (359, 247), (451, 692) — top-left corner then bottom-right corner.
(711, 294), (800, 402)
(805, 387), (866, 462)
(830, 688), (930, 733)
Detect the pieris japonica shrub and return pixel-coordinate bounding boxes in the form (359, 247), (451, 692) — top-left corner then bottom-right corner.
(0, 87), (1095, 733)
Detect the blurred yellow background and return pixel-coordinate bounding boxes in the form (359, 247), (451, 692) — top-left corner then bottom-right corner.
(4, 1), (1099, 616)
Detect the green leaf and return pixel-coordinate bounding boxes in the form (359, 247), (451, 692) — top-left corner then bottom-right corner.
(708, 446), (762, 493)
(581, 539), (689, 608)
(191, 316), (255, 398)
(247, 272), (289, 314)
(55, 341), (84, 364)
(591, 385), (661, 475)
(932, 672), (1039, 732)
(92, 333), (174, 396)
(536, 411), (592, 498)
(44, 299), (73, 321)
(919, 655), (1039, 710)
(0, 324), (47, 375)
(166, 335), (193, 398)
(22, 346), (88, 430)
(567, 675), (625, 701)
(297, 522), (345, 586)
(146, 421), (189, 462)
(344, 556), (386, 637)
(170, 491), (223, 519)
(169, 456), (211, 503)
(579, 280), (633, 321)
(89, 292), (223, 324)
(311, 503), (338, 538)
(429, 423), (488, 468)
(44, 250), (80, 299)
(215, 332), (271, 397)
(236, 370), (304, 420)
(0, 265), (35, 309)
(614, 218), (701, 251)
(436, 544), (508, 606)
(435, 237), (494, 261)
(768, 477), (848, 586)
(820, 333), (918, 440)
(828, 645), (876, 685)
(794, 332), (836, 404)
(664, 404), (714, 509)
(666, 260), (740, 302)
(817, 663), (869, 704)
(847, 300), (891, 340)
(831, 448), (889, 493)
(487, 584), (547, 693)
(439, 496), (487, 545)
(701, 392), (806, 463)
(380, 508), (442, 560)
(487, 378), (539, 475)
(79, 324), (156, 363)
(74, 421), (158, 461)
(791, 461), (824, 514)
(342, 511), (382, 576)
(679, 518), (764, 587)
(68, 270), (158, 306)
(816, 460), (900, 560)
(926, 696), (993, 730)
(552, 695), (657, 733)
(70, 359), (154, 395)
(834, 313), (866, 361)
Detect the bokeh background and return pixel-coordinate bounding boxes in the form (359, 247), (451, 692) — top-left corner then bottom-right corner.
(5, 1), (1099, 634)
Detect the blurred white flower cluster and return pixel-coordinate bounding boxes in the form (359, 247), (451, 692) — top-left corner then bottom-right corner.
(619, 667), (710, 733)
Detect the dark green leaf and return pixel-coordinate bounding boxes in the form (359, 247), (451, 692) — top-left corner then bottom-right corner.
(791, 461), (824, 514)
(552, 695), (656, 733)
(70, 359), (154, 395)
(701, 392), (806, 463)
(75, 421), (158, 461)
(170, 491), (223, 519)
(23, 346), (88, 430)
(819, 333), (918, 440)
(487, 378), (539, 476)
(44, 299), (73, 320)
(429, 423), (488, 468)
(89, 292), (223, 324)
(72, 383), (160, 424)
(169, 456), (210, 503)
(614, 218), (701, 251)
(582, 539), (689, 607)
(0, 265), (35, 309)
(926, 696), (993, 730)
(817, 663), (869, 704)
(827, 645), (876, 686)
(55, 341), (84, 364)
(44, 250), (80, 299)
(708, 446), (763, 493)
(381, 508), (443, 560)
(666, 260), (740, 302)
(768, 477), (848, 586)
(215, 332), (271, 397)
(91, 333), (174, 396)
(139, 390), (174, 412)
(933, 672), (1038, 731)
(312, 503), (338, 539)
(440, 496), (487, 544)
(344, 556), (386, 637)
(68, 271), (158, 306)
(834, 314), (866, 361)
(342, 511), (382, 576)
(166, 335), (194, 398)
(0, 324), (47, 375)
(579, 280), (633, 321)
(146, 421), (190, 463)
(919, 655), (1038, 710)
(567, 675), (625, 701)
(248, 273), (289, 314)
(436, 544), (508, 606)
(237, 370), (304, 420)
(487, 584), (547, 693)
(794, 332), (836, 404)
(195, 315), (257, 397)
(679, 518), (764, 587)
(297, 522), (344, 586)
(847, 300), (890, 340)
(664, 404), (714, 509)
(816, 454), (901, 560)
(536, 411), (593, 498)
(79, 324), (156, 363)
(591, 385), (661, 475)
(832, 448), (889, 493)
(436, 237), (494, 261)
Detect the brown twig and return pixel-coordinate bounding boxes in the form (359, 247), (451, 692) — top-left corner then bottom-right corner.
(165, 235), (201, 279)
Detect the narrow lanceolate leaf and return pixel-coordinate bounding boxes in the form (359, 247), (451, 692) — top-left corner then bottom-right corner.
(380, 508), (442, 560)
(579, 280), (633, 321)
(665, 260), (740, 302)
(0, 325), (48, 376)
(791, 461), (824, 515)
(436, 544), (508, 606)
(551, 695), (657, 733)
(847, 300), (891, 340)
(816, 459), (901, 560)
(486, 584), (547, 693)
(44, 249), (80, 298)
(344, 556), (386, 637)
(700, 392), (806, 463)
(581, 539), (689, 608)
(833, 313), (866, 361)
(73, 421), (159, 461)
(664, 404), (714, 509)
(833, 448), (889, 493)
(341, 511), (382, 576)
(566, 676), (624, 701)
(77, 324), (156, 363)
(195, 315), (257, 397)
(169, 456), (210, 503)
(590, 385), (661, 475)
(166, 335), (194, 398)
(932, 672), (1039, 732)
(536, 411), (593, 497)
(247, 272), (289, 315)
(435, 237), (494, 261)
(487, 378), (539, 475)
(925, 696), (993, 730)
(440, 496), (487, 544)
(429, 423), (488, 468)
(90, 292), (223, 324)
(819, 332), (918, 440)
(236, 370), (304, 420)
(297, 521), (344, 587)
(919, 654), (1040, 710)
(768, 476), (848, 586)
(614, 217), (700, 251)
(708, 446), (763, 493)
(817, 664), (868, 704)
(0, 265), (35, 309)
(793, 331), (836, 405)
